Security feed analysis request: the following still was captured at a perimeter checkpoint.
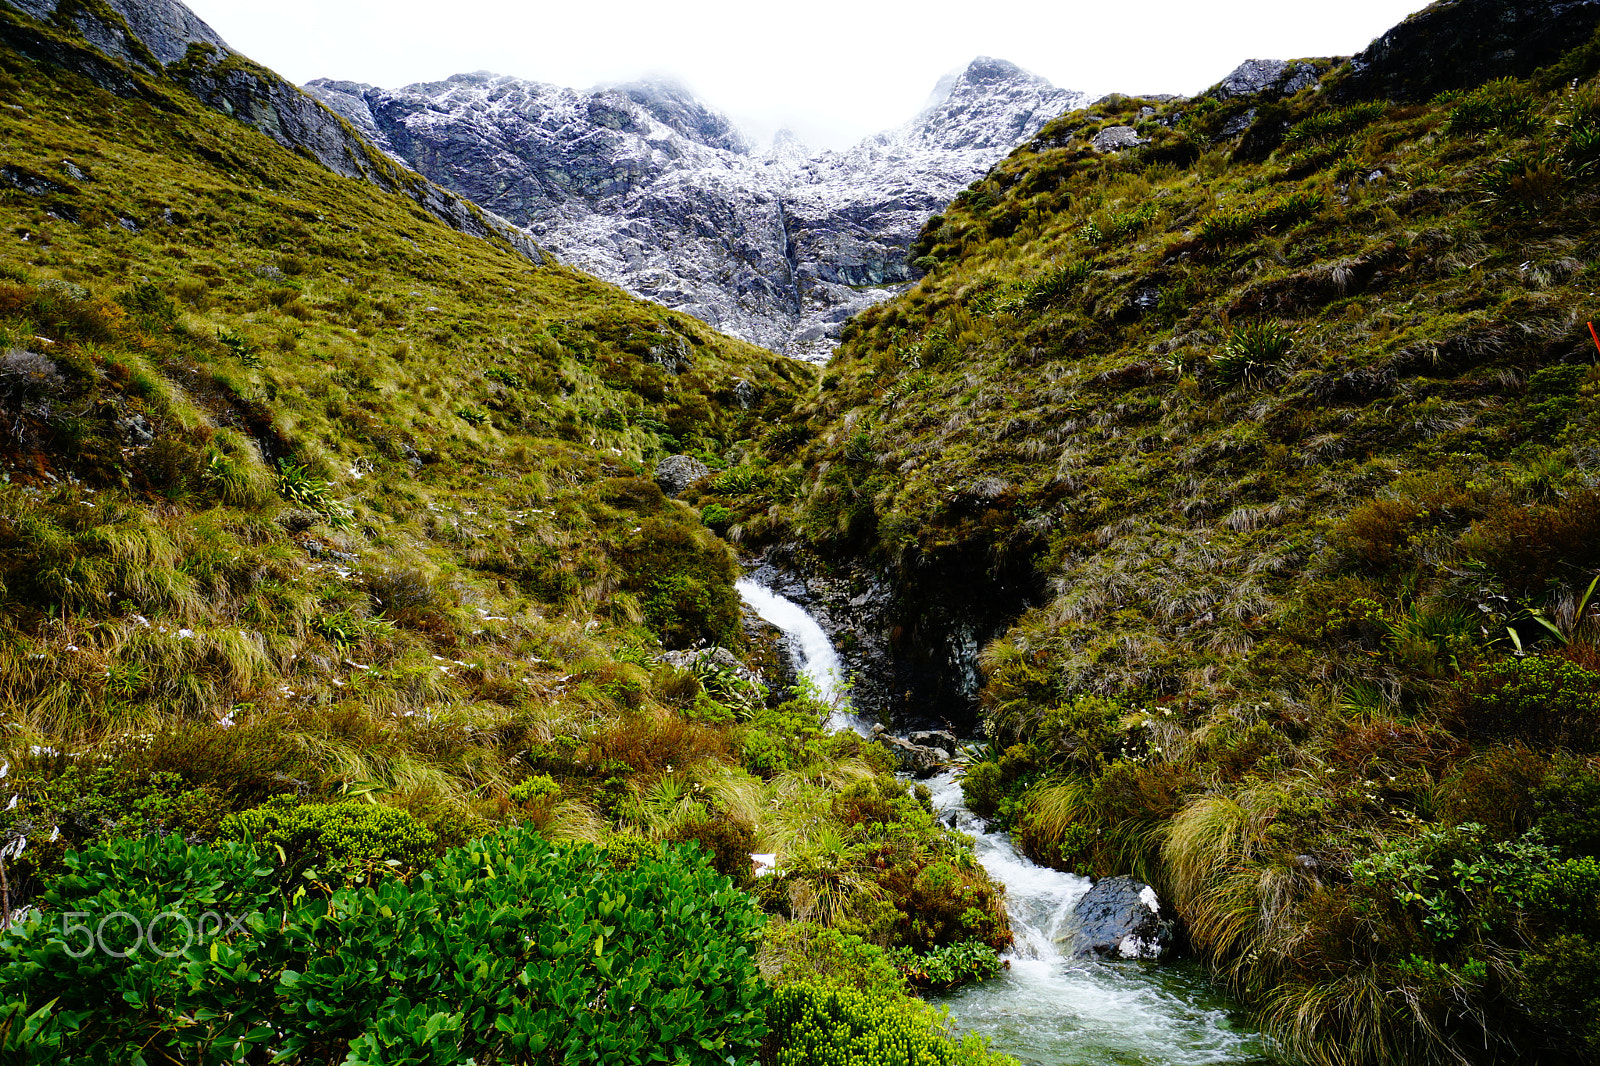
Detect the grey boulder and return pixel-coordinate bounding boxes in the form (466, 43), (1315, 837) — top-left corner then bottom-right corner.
(654, 454), (711, 497)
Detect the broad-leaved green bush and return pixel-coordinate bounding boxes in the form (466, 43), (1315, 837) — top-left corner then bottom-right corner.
(0, 825), (769, 1065)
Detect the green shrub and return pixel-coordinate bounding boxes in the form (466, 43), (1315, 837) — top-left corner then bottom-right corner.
(1481, 154), (1567, 214)
(116, 281), (178, 329)
(1284, 102), (1387, 147)
(666, 816), (759, 888)
(275, 460), (353, 529)
(1528, 857), (1600, 934)
(508, 774), (560, 805)
(0, 827), (769, 1065)
(1534, 767), (1600, 857)
(890, 939), (1002, 990)
(1210, 320), (1294, 387)
(1520, 935), (1600, 1057)
(742, 700), (830, 776)
(761, 983), (1013, 1066)
(1024, 261), (1092, 310)
(959, 744), (1041, 825)
(1351, 822), (1557, 944)
(1457, 655), (1600, 750)
(1197, 210), (1257, 246)
(758, 921), (908, 993)
(219, 797), (438, 886)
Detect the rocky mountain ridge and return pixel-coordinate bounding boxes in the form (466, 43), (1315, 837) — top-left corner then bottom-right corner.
(306, 60), (1090, 360)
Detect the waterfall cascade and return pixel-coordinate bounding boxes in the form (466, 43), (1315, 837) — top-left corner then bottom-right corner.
(735, 578), (868, 734)
(735, 579), (1274, 1065)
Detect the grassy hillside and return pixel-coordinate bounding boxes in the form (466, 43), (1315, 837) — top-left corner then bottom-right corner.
(0, 14), (1027, 1062)
(700, 25), (1600, 1066)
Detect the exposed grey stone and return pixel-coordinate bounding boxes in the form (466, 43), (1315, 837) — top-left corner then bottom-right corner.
(1212, 59), (1289, 100)
(1091, 125), (1144, 152)
(115, 413), (154, 446)
(1220, 108), (1258, 137)
(909, 729), (959, 753)
(1209, 60), (1321, 103)
(1064, 875), (1171, 960)
(2, 165), (64, 197)
(660, 646), (763, 687)
(654, 454), (711, 497)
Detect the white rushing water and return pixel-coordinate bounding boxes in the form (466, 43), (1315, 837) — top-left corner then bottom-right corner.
(736, 578), (1272, 1065)
(925, 771), (1272, 1066)
(735, 579), (868, 733)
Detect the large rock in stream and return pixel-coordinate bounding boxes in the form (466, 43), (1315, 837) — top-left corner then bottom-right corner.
(1063, 875), (1171, 960)
(870, 726), (953, 778)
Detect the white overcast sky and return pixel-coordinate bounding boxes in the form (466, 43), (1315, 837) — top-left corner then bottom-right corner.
(182, 0), (1434, 150)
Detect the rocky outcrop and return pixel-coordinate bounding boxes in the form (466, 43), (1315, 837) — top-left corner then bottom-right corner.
(1064, 876), (1171, 960)
(658, 646), (763, 689)
(0, 0), (549, 267)
(306, 59), (1089, 361)
(5, 0), (226, 69)
(654, 454), (711, 497)
(1207, 58), (1320, 101)
(1339, 0), (1600, 102)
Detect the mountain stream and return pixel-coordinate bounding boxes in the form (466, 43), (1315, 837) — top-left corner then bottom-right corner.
(737, 580), (1277, 1066)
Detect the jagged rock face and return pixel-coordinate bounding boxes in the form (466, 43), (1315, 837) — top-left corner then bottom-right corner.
(8, 0), (230, 68)
(306, 59), (1088, 361)
(1340, 0), (1600, 101)
(742, 545), (1039, 733)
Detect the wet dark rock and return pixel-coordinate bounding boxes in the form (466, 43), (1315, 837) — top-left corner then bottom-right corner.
(1339, 0), (1600, 103)
(1064, 875), (1171, 960)
(909, 730), (959, 755)
(654, 454), (711, 497)
(744, 545), (1039, 733)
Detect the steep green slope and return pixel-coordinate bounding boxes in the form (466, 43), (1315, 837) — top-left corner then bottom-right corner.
(0, 1), (812, 839)
(709, 20), (1600, 1066)
(0, 16), (1024, 1064)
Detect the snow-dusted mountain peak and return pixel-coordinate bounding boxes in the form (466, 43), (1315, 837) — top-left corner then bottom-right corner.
(306, 59), (1088, 361)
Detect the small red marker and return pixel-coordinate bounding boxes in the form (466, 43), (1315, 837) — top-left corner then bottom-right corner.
(1590, 320), (1600, 357)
